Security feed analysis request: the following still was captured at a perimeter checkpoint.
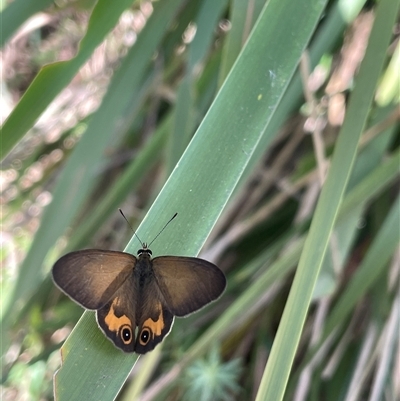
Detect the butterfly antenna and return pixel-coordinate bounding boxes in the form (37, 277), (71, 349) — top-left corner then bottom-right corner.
(119, 209), (144, 247)
(148, 212), (178, 248)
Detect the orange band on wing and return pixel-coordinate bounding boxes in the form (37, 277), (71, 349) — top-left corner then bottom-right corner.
(104, 297), (131, 333)
(142, 305), (164, 338)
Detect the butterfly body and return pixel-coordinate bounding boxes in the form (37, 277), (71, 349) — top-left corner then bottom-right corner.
(53, 246), (226, 354)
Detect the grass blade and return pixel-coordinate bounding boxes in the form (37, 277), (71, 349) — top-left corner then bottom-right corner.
(255, 0), (400, 399)
(53, 0), (327, 398)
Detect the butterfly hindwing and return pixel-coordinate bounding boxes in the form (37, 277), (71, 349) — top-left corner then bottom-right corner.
(133, 273), (174, 354)
(134, 302), (174, 354)
(52, 250), (136, 310)
(96, 262), (175, 354)
(151, 256), (226, 316)
(96, 275), (137, 353)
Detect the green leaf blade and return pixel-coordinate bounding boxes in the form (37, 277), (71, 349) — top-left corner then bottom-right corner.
(53, 0), (328, 398)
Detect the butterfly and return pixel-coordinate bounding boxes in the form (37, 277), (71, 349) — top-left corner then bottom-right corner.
(52, 214), (226, 354)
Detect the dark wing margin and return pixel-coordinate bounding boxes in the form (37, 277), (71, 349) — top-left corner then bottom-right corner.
(152, 256), (226, 316)
(52, 249), (136, 310)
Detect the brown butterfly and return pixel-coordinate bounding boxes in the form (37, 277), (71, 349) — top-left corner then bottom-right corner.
(52, 214), (226, 354)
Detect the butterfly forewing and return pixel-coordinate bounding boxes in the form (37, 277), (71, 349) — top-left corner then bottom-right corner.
(52, 250), (136, 310)
(152, 256), (226, 316)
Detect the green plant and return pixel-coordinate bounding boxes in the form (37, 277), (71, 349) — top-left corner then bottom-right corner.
(1, 0), (399, 400)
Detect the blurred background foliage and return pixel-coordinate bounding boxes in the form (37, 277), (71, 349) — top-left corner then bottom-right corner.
(1, 0), (399, 400)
